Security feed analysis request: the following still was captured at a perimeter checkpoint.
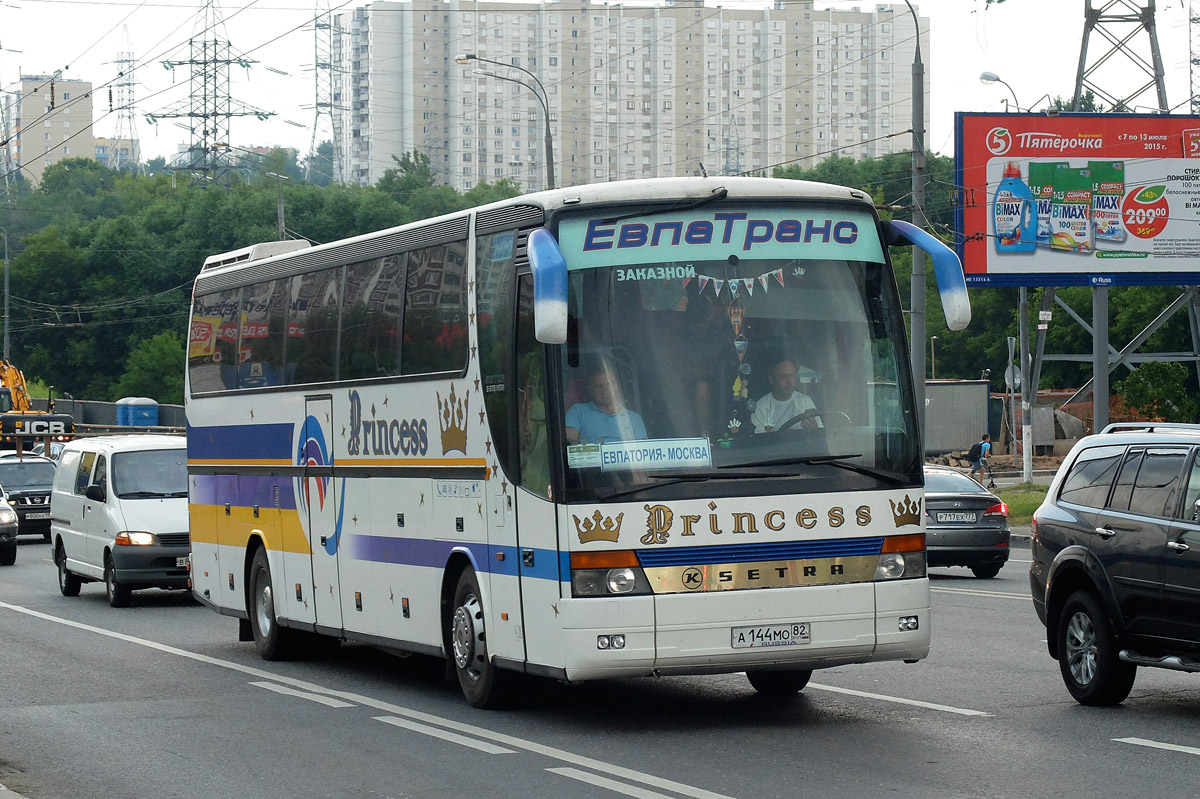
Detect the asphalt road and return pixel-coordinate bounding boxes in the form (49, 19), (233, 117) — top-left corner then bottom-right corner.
(4, 535), (1200, 799)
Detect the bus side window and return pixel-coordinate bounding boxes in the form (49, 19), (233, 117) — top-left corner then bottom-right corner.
(516, 274), (550, 497)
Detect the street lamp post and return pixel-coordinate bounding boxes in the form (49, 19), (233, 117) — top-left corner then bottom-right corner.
(930, 336), (938, 380)
(456, 53), (555, 191)
(980, 71), (1021, 112)
(0, 226), (8, 361)
(897, 1), (927, 432)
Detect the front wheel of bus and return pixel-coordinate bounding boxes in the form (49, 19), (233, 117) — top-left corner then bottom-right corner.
(450, 568), (512, 709)
(249, 547), (298, 661)
(746, 669), (813, 697)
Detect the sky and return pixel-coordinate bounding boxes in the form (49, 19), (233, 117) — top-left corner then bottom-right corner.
(0, 0), (1194, 167)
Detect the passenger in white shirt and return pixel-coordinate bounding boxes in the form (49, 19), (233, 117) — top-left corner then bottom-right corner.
(752, 359), (821, 433)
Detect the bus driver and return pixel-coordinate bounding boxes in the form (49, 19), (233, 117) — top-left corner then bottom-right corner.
(752, 358), (821, 433)
(565, 366), (648, 444)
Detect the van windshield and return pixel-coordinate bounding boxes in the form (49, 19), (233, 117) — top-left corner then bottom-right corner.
(112, 449), (188, 498)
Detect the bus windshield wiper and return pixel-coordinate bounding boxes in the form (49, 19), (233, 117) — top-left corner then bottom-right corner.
(601, 187), (728, 224)
(732, 454), (910, 486)
(593, 466), (784, 500)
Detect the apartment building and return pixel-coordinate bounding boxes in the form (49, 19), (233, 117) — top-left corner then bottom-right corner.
(333, 0), (926, 192)
(1, 74), (95, 186)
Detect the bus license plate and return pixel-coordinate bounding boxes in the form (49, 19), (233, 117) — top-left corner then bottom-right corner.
(24, 512), (50, 520)
(731, 623), (810, 648)
(935, 511), (977, 523)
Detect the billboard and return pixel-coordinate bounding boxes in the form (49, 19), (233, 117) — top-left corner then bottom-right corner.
(955, 112), (1200, 286)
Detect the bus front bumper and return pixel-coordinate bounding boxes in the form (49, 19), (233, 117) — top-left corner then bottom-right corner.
(558, 579), (929, 682)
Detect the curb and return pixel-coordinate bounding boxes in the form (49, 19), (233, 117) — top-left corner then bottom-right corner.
(0, 785), (30, 799)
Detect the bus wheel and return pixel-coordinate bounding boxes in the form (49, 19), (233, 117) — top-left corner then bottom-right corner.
(249, 548), (298, 661)
(450, 568), (512, 709)
(746, 669), (812, 697)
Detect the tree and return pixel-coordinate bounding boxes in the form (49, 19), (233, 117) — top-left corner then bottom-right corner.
(377, 151), (437, 203)
(111, 330), (186, 404)
(1114, 362), (1199, 423)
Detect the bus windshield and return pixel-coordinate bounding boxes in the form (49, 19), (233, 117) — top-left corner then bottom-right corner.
(555, 202), (918, 495)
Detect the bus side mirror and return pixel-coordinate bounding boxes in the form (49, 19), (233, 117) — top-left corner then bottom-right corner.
(527, 227), (568, 344)
(884, 220), (971, 332)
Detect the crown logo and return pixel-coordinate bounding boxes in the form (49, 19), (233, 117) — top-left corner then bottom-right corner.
(573, 510), (624, 544)
(437, 383), (469, 454)
(889, 495), (923, 527)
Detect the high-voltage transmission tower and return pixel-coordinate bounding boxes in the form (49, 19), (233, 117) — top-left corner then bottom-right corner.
(1191, 0), (1200, 114)
(147, 0), (274, 185)
(1072, 0), (1168, 112)
(109, 26), (141, 172)
(306, 0), (342, 183)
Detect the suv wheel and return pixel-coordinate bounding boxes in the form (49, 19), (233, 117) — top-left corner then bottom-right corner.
(1057, 590), (1136, 706)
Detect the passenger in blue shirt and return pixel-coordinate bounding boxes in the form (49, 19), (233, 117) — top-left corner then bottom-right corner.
(565, 367), (647, 444)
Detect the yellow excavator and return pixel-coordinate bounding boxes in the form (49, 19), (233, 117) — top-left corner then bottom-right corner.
(0, 360), (74, 452)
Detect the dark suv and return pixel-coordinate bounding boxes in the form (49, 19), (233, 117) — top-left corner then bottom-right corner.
(0, 455), (57, 540)
(1030, 423), (1200, 706)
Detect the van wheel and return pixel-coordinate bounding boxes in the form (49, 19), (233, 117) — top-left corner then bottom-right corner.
(248, 547), (299, 660)
(1058, 590), (1136, 706)
(746, 669), (813, 696)
(57, 544), (81, 596)
(105, 554), (131, 607)
(449, 567), (513, 709)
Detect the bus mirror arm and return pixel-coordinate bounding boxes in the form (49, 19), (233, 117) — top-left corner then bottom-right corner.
(884, 220), (971, 332)
(528, 228), (569, 344)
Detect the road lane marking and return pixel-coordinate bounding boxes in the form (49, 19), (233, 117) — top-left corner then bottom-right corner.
(0, 601), (731, 799)
(375, 716), (515, 754)
(250, 680), (355, 708)
(932, 586), (1031, 601)
(1114, 737), (1200, 756)
(549, 767), (685, 799)
(807, 683), (993, 716)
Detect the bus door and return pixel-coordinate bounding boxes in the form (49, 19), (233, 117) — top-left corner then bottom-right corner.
(513, 274), (563, 668)
(302, 396), (344, 631)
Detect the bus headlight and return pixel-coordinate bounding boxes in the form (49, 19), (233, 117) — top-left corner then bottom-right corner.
(570, 551), (652, 597)
(874, 534), (926, 580)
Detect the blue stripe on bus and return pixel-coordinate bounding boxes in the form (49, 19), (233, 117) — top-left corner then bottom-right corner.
(191, 474), (299, 510)
(346, 534), (564, 582)
(187, 422), (294, 461)
(634, 537), (885, 567)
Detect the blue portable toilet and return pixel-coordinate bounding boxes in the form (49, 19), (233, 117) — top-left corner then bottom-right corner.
(115, 397), (133, 426)
(128, 397), (159, 427)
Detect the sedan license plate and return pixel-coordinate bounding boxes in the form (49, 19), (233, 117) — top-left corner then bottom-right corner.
(176, 556), (190, 568)
(935, 511), (977, 523)
(732, 623), (810, 648)
(24, 512), (50, 520)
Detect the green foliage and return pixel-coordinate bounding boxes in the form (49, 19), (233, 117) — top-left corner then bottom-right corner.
(1114, 361), (1200, 423)
(995, 483), (1049, 526)
(111, 331), (186, 404)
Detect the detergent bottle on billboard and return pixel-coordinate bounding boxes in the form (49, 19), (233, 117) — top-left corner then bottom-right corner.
(992, 162), (1037, 253)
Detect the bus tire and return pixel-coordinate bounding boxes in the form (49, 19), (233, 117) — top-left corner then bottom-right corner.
(56, 543), (81, 596)
(746, 669), (813, 697)
(449, 567), (512, 709)
(249, 547), (299, 661)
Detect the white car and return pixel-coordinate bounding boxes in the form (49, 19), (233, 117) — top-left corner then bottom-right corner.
(52, 435), (189, 607)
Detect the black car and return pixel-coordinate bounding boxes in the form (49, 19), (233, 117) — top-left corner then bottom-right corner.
(923, 465), (1010, 578)
(1030, 423), (1200, 706)
(0, 486), (18, 565)
(0, 455), (57, 540)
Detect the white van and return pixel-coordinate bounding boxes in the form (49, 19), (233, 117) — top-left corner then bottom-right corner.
(52, 435), (189, 607)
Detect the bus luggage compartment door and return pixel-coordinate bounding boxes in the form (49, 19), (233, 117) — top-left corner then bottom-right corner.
(302, 397), (344, 631)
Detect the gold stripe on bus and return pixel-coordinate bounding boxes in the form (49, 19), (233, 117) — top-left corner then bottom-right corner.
(188, 504), (312, 555)
(644, 555), (879, 594)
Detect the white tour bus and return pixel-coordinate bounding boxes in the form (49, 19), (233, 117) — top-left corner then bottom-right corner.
(186, 177), (970, 708)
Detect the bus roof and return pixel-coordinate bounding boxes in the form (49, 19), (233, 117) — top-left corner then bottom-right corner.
(196, 176), (875, 282)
